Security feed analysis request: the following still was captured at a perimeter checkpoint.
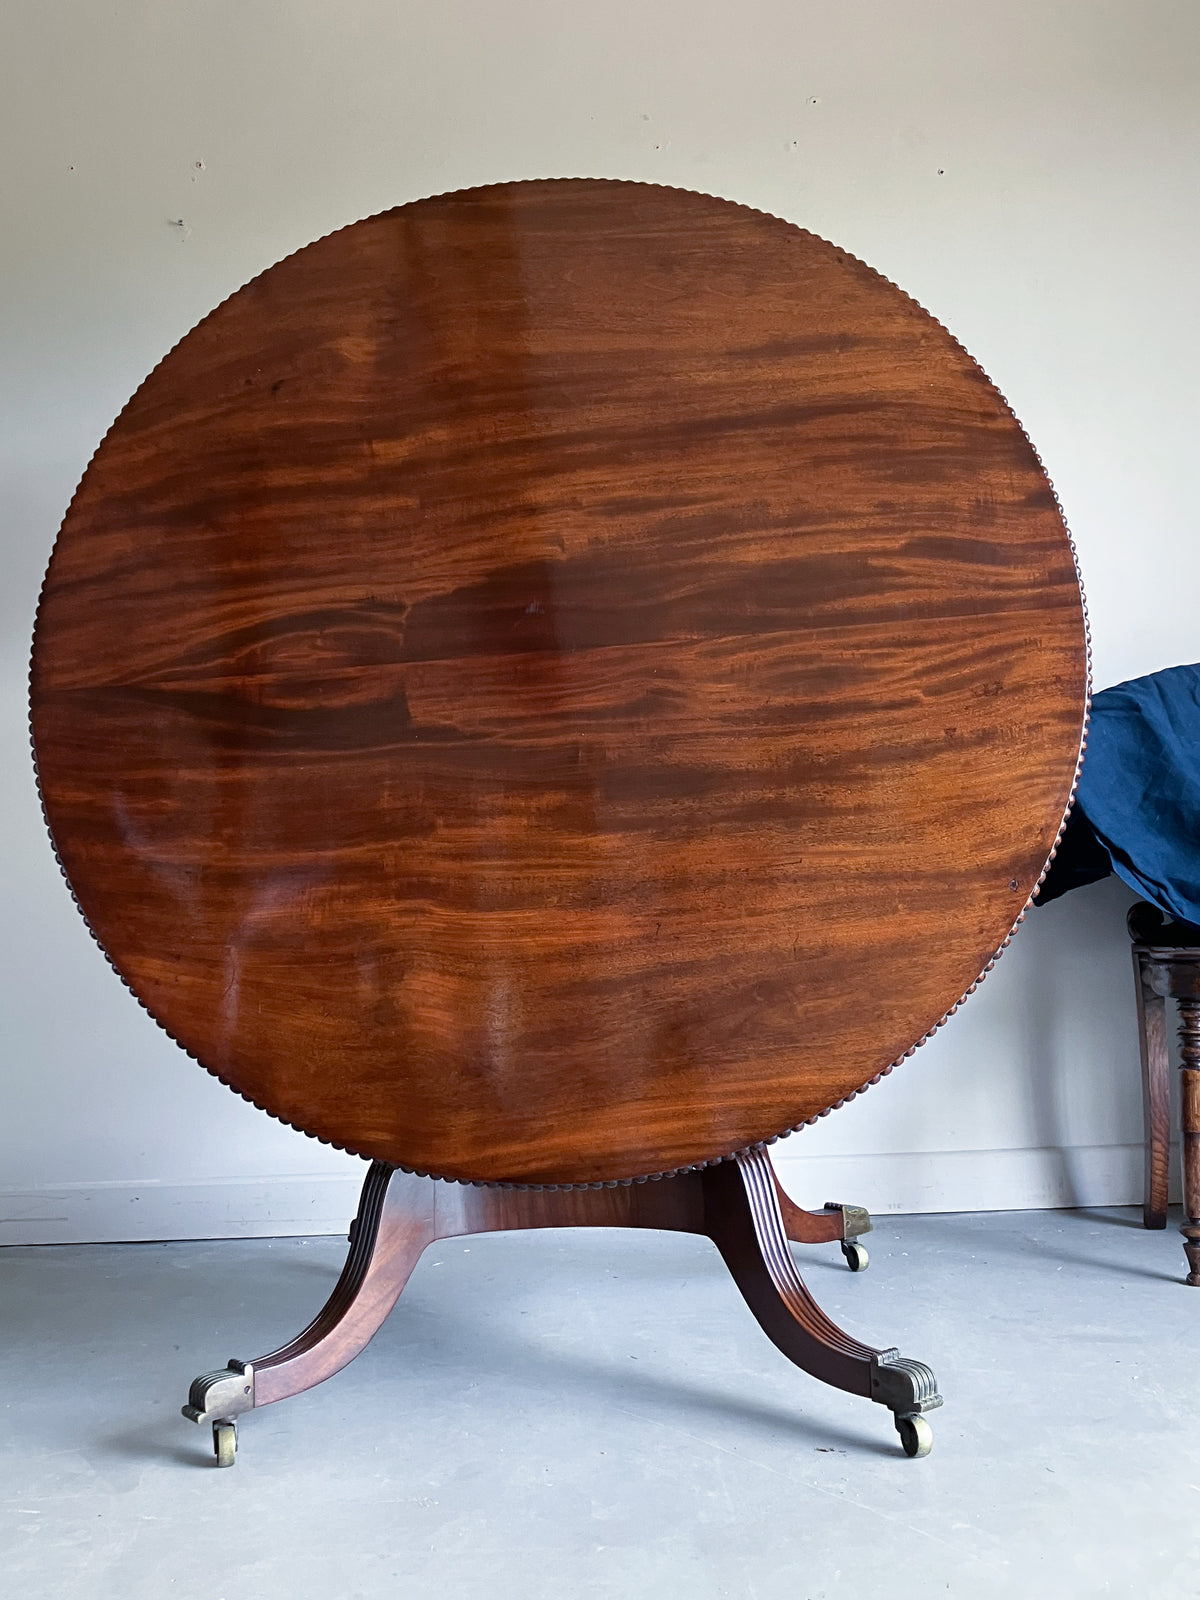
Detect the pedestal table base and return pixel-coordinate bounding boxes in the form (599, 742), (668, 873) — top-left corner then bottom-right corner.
(184, 1148), (940, 1466)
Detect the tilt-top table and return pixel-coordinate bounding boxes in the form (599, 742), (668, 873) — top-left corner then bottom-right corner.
(29, 180), (1089, 1465)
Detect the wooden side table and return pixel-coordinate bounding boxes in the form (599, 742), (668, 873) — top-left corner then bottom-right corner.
(1129, 902), (1200, 1281)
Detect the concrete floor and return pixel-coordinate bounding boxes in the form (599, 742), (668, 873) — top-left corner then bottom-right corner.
(1, 1207), (1198, 1599)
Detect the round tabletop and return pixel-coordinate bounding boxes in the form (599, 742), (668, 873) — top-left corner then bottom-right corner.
(31, 180), (1088, 1185)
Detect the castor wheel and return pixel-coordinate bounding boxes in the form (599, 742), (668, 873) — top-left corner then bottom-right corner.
(212, 1419), (238, 1468)
(840, 1240), (869, 1272)
(895, 1413), (932, 1458)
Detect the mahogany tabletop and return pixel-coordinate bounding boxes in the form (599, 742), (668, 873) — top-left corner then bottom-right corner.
(30, 180), (1088, 1186)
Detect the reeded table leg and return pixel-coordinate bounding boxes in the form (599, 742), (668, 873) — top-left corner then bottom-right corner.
(772, 1166), (873, 1270)
(183, 1148), (940, 1465)
(183, 1162), (435, 1463)
(705, 1149), (940, 1455)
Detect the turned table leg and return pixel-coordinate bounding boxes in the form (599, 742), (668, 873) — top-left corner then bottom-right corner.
(1133, 948), (1170, 1230)
(1178, 1000), (1200, 1285)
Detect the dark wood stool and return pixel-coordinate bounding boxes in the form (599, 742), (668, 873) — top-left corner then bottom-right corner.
(1130, 902), (1200, 1281)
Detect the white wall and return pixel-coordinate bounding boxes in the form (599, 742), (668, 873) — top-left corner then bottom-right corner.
(2, 1), (1197, 1243)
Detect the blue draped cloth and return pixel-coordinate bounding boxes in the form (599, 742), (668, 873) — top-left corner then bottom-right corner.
(1038, 663), (1200, 925)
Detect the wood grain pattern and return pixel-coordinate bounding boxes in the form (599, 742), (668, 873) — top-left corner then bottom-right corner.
(30, 180), (1088, 1184)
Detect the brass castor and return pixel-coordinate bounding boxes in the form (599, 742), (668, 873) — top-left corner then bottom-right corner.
(840, 1240), (869, 1272)
(183, 1362), (254, 1466)
(212, 1419), (238, 1468)
(895, 1413), (933, 1459)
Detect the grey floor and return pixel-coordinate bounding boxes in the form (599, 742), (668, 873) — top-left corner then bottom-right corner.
(1, 1207), (1197, 1600)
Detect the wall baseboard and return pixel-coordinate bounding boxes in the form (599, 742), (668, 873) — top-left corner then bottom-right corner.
(0, 1172), (366, 1246)
(0, 1144), (1172, 1246)
(771, 1141), (1170, 1216)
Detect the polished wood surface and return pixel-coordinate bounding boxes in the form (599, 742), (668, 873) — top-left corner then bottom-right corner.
(31, 180), (1088, 1184)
